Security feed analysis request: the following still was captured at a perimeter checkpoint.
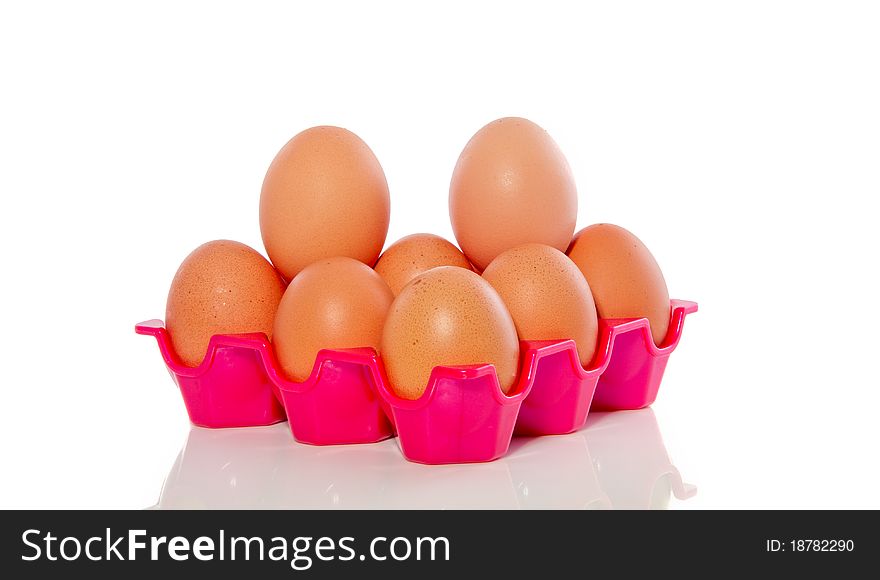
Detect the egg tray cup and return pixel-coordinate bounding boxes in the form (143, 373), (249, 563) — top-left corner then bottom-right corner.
(136, 299), (696, 465)
(135, 321), (393, 444)
(592, 299), (698, 412)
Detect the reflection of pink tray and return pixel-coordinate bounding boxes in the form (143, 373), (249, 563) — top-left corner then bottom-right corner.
(591, 300), (698, 411)
(585, 409), (697, 508)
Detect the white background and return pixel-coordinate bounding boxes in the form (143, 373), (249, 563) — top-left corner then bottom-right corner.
(1, 1), (878, 509)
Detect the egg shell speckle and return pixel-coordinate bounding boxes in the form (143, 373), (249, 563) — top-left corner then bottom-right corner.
(273, 256), (394, 382)
(482, 243), (599, 368)
(165, 240), (286, 367)
(566, 223), (670, 346)
(380, 266), (520, 400)
(373, 233), (472, 296)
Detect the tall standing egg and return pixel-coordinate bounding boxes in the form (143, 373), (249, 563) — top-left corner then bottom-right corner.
(482, 244), (599, 367)
(165, 240), (286, 367)
(567, 224), (670, 346)
(380, 267), (520, 400)
(449, 117), (578, 271)
(260, 126), (391, 280)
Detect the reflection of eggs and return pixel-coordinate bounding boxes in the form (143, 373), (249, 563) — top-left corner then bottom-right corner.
(260, 126), (390, 280)
(373, 233), (472, 296)
(483, 244), (599, 367)
(273, 257), (393, 382)
(449, 117), (578, 270)
(567, 224), (670, 345)
(165, 240), (285, 367)
(380, 267), (519, 400)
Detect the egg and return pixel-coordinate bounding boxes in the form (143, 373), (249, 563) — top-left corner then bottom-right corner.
(566, 224), (670, 346)
(482, 244), (599, 367)
(273, 257), (393, 382)
(259, 126), (391, 280)
(165, 240), (286, 367)
(380, 266), (520, 400)
(449, 117), (578, 270)
(373, 233), (472, 296)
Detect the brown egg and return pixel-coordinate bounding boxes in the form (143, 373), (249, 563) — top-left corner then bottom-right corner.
(273, 257), (393, 382)
(567, 224), (670, 346)
(482, 244), (599, 367)
(260, 126), (391, 280)
(373, 233), (472, 296)
(165, 240), (286, 367)
(449, 117), (578, 270)
(380, 266), (520, 400)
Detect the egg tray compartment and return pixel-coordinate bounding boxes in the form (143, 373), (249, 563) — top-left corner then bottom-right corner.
(135, 321), (393, 444)
(136, 299), (696, 464)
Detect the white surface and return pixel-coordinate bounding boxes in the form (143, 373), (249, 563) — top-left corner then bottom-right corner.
(1, 1), (878, 509)
(153, 410), (692, 510)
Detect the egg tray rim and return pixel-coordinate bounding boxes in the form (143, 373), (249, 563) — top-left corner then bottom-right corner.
(135, 299), (697, 412)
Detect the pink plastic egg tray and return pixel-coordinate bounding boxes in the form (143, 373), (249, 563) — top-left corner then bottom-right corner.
(136, 299), (696, 464)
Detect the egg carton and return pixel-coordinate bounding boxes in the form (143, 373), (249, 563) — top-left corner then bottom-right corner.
(136, 299), (697, 464)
